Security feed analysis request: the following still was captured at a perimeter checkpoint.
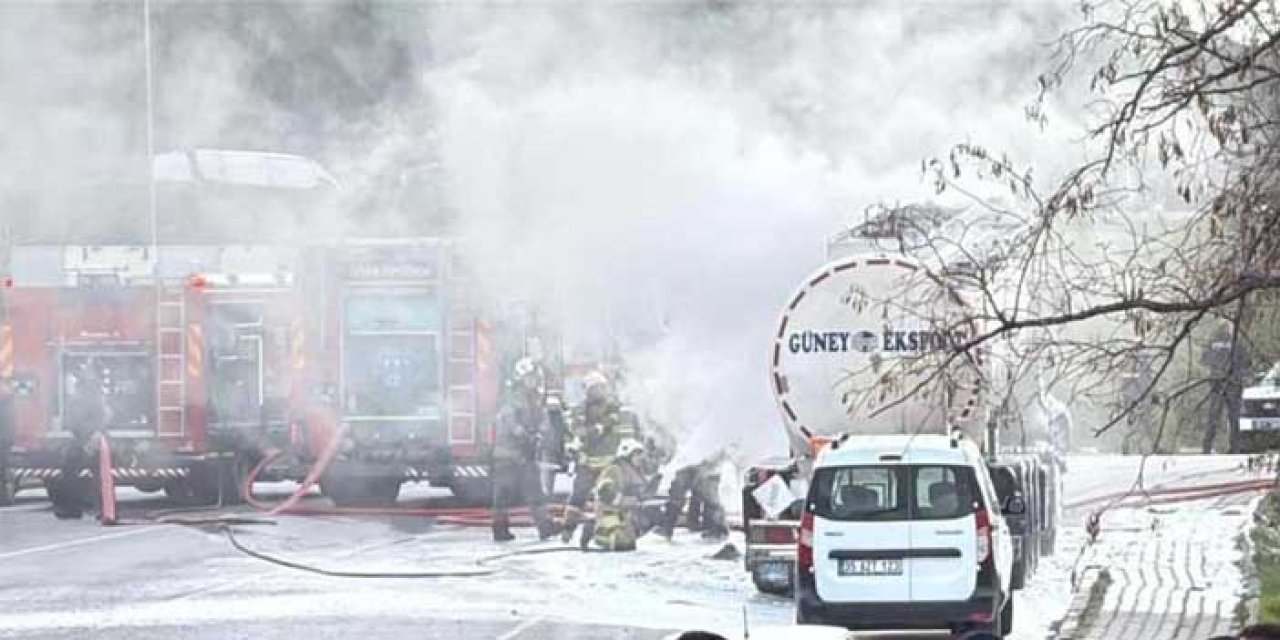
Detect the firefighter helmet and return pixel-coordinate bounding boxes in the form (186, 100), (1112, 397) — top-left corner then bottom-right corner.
(616, 438), (646, 460)
(512, 357), (541, 381)
(582, 370), (608, 390)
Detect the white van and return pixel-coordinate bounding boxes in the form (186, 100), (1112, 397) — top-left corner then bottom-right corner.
(794, 434), (1015, 637)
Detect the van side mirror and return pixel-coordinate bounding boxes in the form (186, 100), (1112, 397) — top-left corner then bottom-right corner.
(1002, 495), (1027, 515)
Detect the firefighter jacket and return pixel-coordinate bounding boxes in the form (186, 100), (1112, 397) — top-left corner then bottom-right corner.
(493, 392), (548, 464)
(592, 457), (649, 550)
(571, 397), (628, 471)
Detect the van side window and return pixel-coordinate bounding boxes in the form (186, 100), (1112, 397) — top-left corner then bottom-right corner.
(912, 466), (974, 520)
(811, 466), (907, 521)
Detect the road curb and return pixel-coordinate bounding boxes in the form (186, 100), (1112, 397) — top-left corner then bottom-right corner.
(1053, 566), (1111, 639)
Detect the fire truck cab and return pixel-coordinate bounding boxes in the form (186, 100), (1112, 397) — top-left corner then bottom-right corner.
(4, 244), (300, 504)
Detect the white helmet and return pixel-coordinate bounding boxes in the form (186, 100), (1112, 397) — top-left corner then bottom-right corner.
(616, 438), (646, 459)
(512, 357), (541, 381)
(582, 370), (609, 391)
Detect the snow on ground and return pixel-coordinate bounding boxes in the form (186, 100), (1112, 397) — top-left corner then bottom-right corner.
(1063, 493), (1259, 639)
(3, 454), (1254, 638)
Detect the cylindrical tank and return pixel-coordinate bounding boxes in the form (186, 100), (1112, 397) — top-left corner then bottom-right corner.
(769, 253), (987, 457)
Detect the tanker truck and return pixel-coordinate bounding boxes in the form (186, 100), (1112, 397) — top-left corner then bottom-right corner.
(742, 204), (1065, 596)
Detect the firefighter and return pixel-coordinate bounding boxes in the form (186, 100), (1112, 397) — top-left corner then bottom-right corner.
(658, 450), (729, 541)
(490, 357), (558, 542)
(582, 438), (651, 552)
(0, 378), (13, 507)
(560, 370), (625, 543)
(52, 359), (111, 519)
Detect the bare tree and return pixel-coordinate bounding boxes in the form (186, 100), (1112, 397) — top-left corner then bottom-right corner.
(854, 0), (1280, 453)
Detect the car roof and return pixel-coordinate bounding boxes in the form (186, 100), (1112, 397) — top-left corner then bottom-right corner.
(814, 434), (982, 468)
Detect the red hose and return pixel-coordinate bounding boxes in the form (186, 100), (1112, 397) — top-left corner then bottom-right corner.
(1081, 477), (1271, 545)
(238, 434), (554, 527)
(98, 434), (117, 525)
(1067, 477), (1277, 510)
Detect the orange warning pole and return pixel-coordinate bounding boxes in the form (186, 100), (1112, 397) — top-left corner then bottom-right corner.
(97, 433), (117, 525)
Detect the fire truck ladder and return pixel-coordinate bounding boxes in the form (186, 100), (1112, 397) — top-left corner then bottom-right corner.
(156, 287), (186, 436)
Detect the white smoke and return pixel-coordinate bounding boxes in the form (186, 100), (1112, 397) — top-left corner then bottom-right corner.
(1, 2), (1093, 464)
(424, 3), (1085, 463)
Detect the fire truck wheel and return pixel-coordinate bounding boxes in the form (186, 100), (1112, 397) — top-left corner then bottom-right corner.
(449, 478), (493, 507)
(185, 456), (251, 507)
(0, 472), (14, 507)
(163, 481), (199, 505)
(321, 472), (401, 507)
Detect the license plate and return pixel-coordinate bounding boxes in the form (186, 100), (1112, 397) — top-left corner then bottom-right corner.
(838, 558), (903, 576)
(1255, 419), (1280, 431)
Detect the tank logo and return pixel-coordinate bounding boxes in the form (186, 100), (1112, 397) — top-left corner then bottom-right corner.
(787, 329), (963, 354)
(850, 330), (879, 352)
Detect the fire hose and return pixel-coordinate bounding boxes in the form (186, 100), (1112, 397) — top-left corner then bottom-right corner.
(236, 422), (561, 526)
(1069, 472), (1275, 584)
(91, 431), (583, 578)
(1077, 476), (1274, 549)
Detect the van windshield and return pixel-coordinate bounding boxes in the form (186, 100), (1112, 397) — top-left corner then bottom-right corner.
(811, 464), (978, 521)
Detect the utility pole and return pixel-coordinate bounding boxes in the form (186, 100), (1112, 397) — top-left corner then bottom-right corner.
(143, 0), (157, 253)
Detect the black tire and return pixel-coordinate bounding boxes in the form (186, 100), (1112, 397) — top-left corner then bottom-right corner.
(321, 470), (401, 507)
(449, 477), (494, 507)
(751, 566), (794, 597)
(211, 455), (251, 506)
(181, 455), (251, 507)
(998, 593), (1014, 637)
(0, 471), (15, 506)
(163, 480), (200, 505)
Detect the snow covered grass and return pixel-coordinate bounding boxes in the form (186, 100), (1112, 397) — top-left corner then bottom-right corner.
(1250, 491), (1280, 623)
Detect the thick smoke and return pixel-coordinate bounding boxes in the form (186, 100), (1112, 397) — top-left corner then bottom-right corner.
(1, 2), (1087, 464)
(424, 3), (1082, 462)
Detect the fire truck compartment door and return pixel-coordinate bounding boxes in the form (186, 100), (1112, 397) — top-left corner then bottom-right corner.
(60, 351), (155, 436)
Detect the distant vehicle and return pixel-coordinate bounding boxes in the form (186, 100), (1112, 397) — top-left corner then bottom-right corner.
(795, 434), (1016, 637)
(1240, 364), (1280, 453)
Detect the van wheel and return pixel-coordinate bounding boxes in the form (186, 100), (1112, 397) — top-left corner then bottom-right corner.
(998, 594), (1014, 637)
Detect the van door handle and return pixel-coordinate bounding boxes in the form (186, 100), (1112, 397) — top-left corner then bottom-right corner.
(935, 529), (964, 536)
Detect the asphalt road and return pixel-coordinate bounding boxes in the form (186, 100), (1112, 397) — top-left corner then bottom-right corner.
(0, 484), (682, 640)
(0, 455), (1253, 640)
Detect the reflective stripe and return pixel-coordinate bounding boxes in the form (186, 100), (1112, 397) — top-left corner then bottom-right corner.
(0, 325), (13, 378)
(584, 455), (614, 469)
(291, 319), (306, 371)
(186, 323), (203, 379)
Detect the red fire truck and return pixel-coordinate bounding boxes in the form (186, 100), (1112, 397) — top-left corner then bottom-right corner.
(3, 244), (303, 504)
(282, 238), (562, 506)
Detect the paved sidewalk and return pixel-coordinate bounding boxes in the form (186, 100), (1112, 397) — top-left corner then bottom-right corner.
(1056, 493), (1255, 640)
